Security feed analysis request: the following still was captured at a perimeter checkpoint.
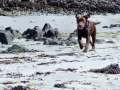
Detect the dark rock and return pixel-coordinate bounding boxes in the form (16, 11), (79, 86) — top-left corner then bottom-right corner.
(54, 83), (66, 88)
(5, 27), (21, 39)
(12, 85), (28, 90)
(106, 40), (115, 44)
(89, 64), (120, 74)
(44, 30), (56, 39)
(2, 81), (14, 85)
(109, 24), (120, 28)
(47, 0), (60, 6)
(36, 72), (44, 75)
(42, 23), (52, 32)
(47, 0), (67, 7)
(37, 61), (57, 65)
(36, 71), (53, 76)
(103, 24), (120, 29)
(42, 23), (59, 39)
(23, 24), (59, 41)
(56, 68), (77, 72)
(0, 27), (16, 44)
(44, 72), (53, 76)
(0, 27), (21, 44)
(22, 28), (37, 40)
(5, 44), (29, 53)
(0, 31), (9, 44)
(0, 28), (15, 44)
(21, 81), (29, 84)
(37, 54), (56, 58)
(5, 27), (14, 35)
(103, 26), (109, 28)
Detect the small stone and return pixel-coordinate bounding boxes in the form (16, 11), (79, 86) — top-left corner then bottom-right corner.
(54, 83), (66, 88)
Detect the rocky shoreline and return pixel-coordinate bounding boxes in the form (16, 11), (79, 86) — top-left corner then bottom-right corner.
(0, 0), (120, 16)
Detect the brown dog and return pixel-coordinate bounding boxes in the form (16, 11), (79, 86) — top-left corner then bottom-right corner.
(76, 15), (96, 52)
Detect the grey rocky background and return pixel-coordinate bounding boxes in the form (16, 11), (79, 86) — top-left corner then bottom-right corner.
(0, 0), (120, 15)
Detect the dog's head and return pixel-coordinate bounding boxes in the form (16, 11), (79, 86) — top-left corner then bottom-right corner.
(75, 15), (86, 30)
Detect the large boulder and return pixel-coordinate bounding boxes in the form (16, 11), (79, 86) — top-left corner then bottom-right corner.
(0, 30), (14, 44)
(42, 23), (53, 32)
(0, 27), (22, 44)
(4, 44), (29, 53)
(22, 28), (37, 40)
(42, 23), (59, 39)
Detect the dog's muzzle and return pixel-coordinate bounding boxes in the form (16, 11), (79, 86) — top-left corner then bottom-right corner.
(78, 22), (85, 30)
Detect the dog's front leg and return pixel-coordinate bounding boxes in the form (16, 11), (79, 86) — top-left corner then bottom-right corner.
(83, 33), (90, 52)
(79, 41), (83, 50)
(78, 37), (83, 50)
